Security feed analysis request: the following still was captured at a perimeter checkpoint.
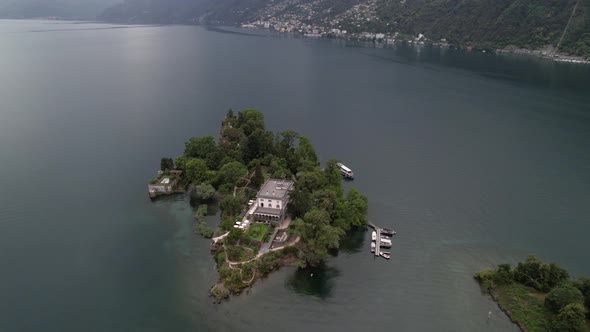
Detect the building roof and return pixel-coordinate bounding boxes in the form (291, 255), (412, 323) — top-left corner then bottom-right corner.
(257, 179), (294, 199)
(254, 206), (282, 216)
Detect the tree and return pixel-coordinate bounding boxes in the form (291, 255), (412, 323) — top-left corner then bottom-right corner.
(333, 189), (368, 231)
(545, 284), (584, 314)
(252, 164), (265, 189)
(192, 183), (216, 203)
(237, 109), (265, 136)
(185, 158), (208, 184)
(324, 158), (342, 188)
(275, 130), (300, 172)
(296, 169), (326, 192)
(287, 188), (312, 219)
(243, 128), (274, 163)
(268, 157), (290, 179)
(493, 264), (514, 285)
(228, 227), (243, 245)
(220, 195), (242, 217)
(160, 158), (174, 172)
(217, 161), (247, 187)
(184, 136), (218, 159)
(175, 156), (188, 172)
(514, 255), (569, 292)
(289, 208), (344, 266)
(295, 136), (318, 171)
(572, 277), (590, 311)
(552, 303), (586, 332)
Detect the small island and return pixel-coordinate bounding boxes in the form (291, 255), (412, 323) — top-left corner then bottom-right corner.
(475, 255), (590, 332)
(149, 109), (369, 301)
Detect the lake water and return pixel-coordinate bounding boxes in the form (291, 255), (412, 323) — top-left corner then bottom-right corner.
(1, 20), (589, 332)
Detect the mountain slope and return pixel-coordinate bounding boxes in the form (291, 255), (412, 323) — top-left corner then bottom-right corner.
(0, 0), (121, 19)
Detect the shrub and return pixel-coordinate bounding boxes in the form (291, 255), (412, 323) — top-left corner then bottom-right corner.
(545, 284), (584, 314)
(552, 303), (586, 332)
(211, 284), (230, 300)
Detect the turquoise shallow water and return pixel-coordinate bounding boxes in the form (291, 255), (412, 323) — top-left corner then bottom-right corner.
(0, 20), (589, 332)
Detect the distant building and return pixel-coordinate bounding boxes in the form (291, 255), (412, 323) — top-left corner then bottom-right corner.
(253, 179), (294, 226)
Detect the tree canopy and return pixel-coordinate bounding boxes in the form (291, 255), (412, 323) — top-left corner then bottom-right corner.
(514, 255), (569, 292)
(545, 284), (584, 314)
(552, 303), (586, 332)
(289, 208), (345, 266)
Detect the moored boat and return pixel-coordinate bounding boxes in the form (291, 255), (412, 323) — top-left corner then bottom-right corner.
(336, 162), (354, 179)
(381, 228), (396, 236)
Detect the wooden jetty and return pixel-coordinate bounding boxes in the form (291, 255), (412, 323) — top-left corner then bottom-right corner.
(368, 221), (395, 260)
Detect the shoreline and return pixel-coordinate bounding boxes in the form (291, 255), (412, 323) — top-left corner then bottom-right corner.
(239, 25), (590, 65)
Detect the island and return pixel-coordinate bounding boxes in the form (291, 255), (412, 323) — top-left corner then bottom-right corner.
(148, 109), (369, 301)
(475, 255), (590, 332)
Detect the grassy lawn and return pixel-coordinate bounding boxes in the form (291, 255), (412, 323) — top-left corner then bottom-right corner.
(491, 283), (555, 332)
(246, 223), (269, 241)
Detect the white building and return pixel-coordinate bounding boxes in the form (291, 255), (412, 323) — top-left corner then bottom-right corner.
(253, 179), (294, 226)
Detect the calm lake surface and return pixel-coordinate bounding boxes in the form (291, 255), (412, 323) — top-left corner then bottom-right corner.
(1, 20), (589, 332)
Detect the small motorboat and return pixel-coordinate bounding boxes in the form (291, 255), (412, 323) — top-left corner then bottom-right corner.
(370, 242), (376, 253)
(371, 231), (376, 241)
(381, 228), (397, 236)
(380, 252), (391, 259)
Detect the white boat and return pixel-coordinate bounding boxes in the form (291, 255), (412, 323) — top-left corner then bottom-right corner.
(380, 237), (392, 245)
(371, 231), (376, 241)
(370, 242), (376, 252)
(336, 162), (354, 179)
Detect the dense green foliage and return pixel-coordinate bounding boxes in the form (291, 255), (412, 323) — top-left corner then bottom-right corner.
(514, 255), (569, 292)
(191, 183), (216, 203)
(491, 283), (555, 332)
(553, 303), (587, 332)
(194, 204), (214, 238)
(160, 158), (174, 172)
(545, 285), (584, 314)
(475, 256), (590, 332)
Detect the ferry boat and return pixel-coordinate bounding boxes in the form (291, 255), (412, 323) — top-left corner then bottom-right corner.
(336, 162), (354, 179)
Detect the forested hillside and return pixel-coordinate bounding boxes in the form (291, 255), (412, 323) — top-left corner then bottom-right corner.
(375, 0), (590, 56)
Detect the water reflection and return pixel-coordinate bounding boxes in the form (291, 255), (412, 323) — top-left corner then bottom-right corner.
(337, 228), (367, 254)
(286, 262), (341, 300)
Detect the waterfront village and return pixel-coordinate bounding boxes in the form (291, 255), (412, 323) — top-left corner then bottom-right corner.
(147, 109), (371, 300)
(237, 0), (589, 64)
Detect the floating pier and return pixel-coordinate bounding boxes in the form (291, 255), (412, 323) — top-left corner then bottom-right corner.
(369, 221), (395, 260)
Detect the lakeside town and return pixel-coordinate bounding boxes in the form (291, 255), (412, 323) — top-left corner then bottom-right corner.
(238, 0), (590, 65)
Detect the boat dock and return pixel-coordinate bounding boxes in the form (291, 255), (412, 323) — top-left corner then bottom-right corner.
(369, 221), (395, 260)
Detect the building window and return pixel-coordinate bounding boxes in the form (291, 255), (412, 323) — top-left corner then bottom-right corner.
(261, 203), (264, 207)
(276, 205), (279, 208)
